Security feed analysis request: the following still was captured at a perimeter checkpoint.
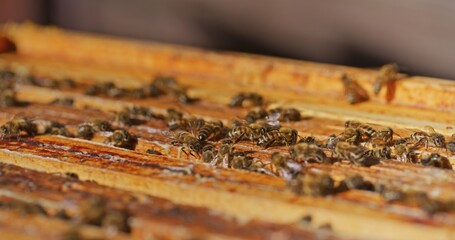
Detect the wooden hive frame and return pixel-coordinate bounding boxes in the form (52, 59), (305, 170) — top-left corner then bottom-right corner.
(0, 22), (454, 240)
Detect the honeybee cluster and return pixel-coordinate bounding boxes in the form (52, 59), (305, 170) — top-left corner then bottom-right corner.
(1, 69), (454, 216)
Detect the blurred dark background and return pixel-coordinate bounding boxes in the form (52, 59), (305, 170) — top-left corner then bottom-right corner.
(2, 0), (455, 79)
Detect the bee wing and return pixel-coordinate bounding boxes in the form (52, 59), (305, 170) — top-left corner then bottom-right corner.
(266, 112), (281, 127)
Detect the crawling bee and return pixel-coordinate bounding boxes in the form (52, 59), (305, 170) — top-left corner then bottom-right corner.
(0, 115), (36, 139)
(217, 140), (235, 168)
(345, 120), (376, 140)
(257, 127), (298, 148)
(334, 142), (379, 166)
(106, 86), (126, 98)
(419, 153), (452, 169)
(76, 123), (96, 140)
(112, 110), (132, 126)
(270, 152), (302, 179)
(290, 143), (331, 165)
(49, 127), (73, 137)
(58, 78), (76, 89)
(268, 108), (301, 122)
(338, 128), (362, 145)
(104, 129), (136, 149)
(0, 88), (17, 107)
(198, 120), (223, 141)
(448, 134), (455, 154)
(373, 63), (399, 95)
(393, 143), (418, 163)
(337, 175), (372, 192)
(228, 124), (258, 143)
(288, 172), (335, 196)
(408, 126), (446, 149)
(129, 106), (156, 119)
(230, 151), (254, 169)
(174, 117), (205, 134)
(171, 132), (203, 158)
(201, 144), (217, 164)
(152, 76), (193, 103)
(341, 74), (369, 104)
(229, 92), (263, 107)
(31, 119), (64, 135)
(371, 127), (394, 146)
(88, 119), (112, 132)
(84, 82), (115, 96)
(364, 147), (392, 159)
(50, 97), (74, 106)
(244, 107), (267, 123)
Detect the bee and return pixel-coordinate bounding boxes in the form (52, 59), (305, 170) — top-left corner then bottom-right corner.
(229, 92), (263, 107)
(77, 196), (107, 225)
(31, 119), (64, 135)
(172, 89), (193, 104)
(244, 107), (267, 123)
(419, 153), (452, 169)
(166, 108), (183, 125)
(364, 147), (392, 159)
(334, 142), (379, 166)
(171, 132), (203, 158)
(408, 126), (446, 149)
(76, 123), (95, 140)
(112, 110), (132, 126)
(345, 120), (376, 140)
(257, 127), (298, 148)
(127, 88), (147, 99)
(50, 97), (74, 106)
(129, 106), (156, 119)
(230, 151), (254, 169)
(84, 82), (115, 96)
(268, 108), (301, 122)
(217, 140), (235, 168)
(341, 74), (369, 104)
(393, 143), (418, 163)
(88, 119), (113, 132)
(106, 86), (126, 98)
(0, 88), (17, 107)
(270, 152), (302, 179)
(102, 209), (130, 232)
(0, 115), (36, 139)
(201, 144), (217, 164)
(288, 172), (335, 196)
(371, 127), (394, 146)
(337, 175), (372, 192)
(58, 78), (76, 89)
(290, 143), (331, 165)
(181, 117), (205, 134)
(228, 124), (258, 143)
(104, 129), (136, 149)
(373, 63), (399, 95)
(152, 76), (193, 103)
(338, 128), (362, 145)
(145, 82), (164, 97)
(198, 120), (223, 141)
(448, 134), (455, 154)
(49, 127), (73, 137)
